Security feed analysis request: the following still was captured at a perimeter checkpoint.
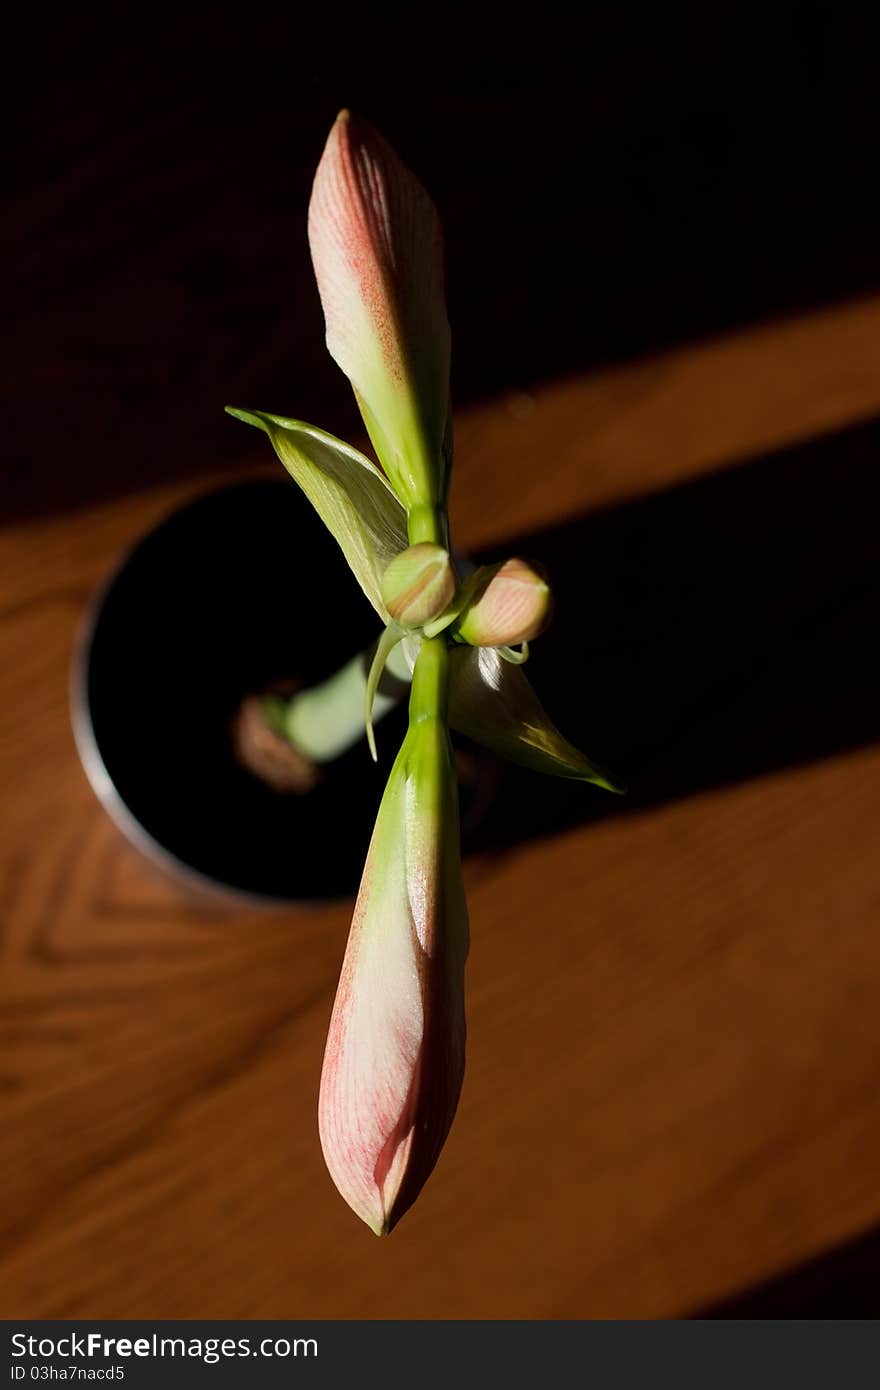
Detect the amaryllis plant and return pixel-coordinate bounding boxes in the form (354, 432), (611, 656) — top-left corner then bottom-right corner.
(228, 112), (622, 1234)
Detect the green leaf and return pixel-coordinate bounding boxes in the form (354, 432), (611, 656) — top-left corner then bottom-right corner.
(226, 408), (407, 620)
(447, 646), (625, 792)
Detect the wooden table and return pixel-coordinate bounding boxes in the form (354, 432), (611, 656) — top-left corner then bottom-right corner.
(2, 295), (880, 1319)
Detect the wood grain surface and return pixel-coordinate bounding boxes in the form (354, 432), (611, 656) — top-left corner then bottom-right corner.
(2, 296), (880, 1318)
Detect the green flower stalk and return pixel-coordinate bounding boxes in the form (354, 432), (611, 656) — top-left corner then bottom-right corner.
(228, 112), (622, 1234)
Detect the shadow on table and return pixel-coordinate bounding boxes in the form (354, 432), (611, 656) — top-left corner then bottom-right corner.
(468, 413), (880, 1318)
(464, 413), (880, 852)
(692, 1220), (880, 1318)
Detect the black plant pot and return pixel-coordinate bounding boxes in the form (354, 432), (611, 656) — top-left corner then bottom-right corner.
(72, 477), (418, 904)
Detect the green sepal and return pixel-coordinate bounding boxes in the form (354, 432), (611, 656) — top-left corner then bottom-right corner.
(364, 622), (406, 762)
(447, 646), (625, 792)
(495, 642), (530, 665)
(226, 408), (407, 620)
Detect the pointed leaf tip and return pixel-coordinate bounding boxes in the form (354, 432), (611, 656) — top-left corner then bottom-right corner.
(225, 404), (270, 433)
(225, 409), (407, 620)
(448, 646), (625, 792)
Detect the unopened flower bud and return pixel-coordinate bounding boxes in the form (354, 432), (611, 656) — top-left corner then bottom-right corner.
(309, 110), (451, 510)
(381, 543), (455, 628)
(456, 558), (551, 647)
(319, 645), (468, 1235)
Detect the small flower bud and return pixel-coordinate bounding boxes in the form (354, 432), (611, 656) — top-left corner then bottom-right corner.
(456, 558), (551, 647)
(381, 543), (455, 628)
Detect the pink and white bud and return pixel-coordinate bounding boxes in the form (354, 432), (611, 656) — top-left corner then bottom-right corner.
(318, 709), (468, 1234)
(456, 558), (551, 648)
(381, 542), (456, 628)
(308, 111), (451, 510)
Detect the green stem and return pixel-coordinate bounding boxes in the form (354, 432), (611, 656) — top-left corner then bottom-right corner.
(407, 503), (447, 548)
(267, 638), (412, 763)
(409, 633), (448, 727)
(405, 635), (452, 852)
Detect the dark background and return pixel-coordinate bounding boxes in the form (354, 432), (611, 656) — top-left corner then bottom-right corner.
(6, 3), (878, 520)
